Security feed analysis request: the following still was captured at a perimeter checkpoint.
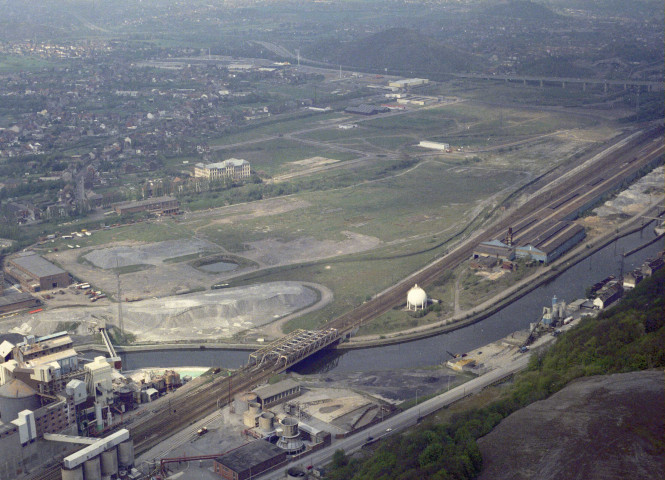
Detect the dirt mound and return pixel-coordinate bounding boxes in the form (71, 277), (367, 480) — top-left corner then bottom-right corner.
(478, 370), (664, 480)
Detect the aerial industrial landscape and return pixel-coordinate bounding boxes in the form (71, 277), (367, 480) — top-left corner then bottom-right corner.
(0, 1), (663, 479)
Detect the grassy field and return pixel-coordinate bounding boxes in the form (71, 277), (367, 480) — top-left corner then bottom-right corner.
(210, 137), (358, 176)
(209, 112), (345, 146)
(457, 260), (538, 310)
(199, 160), (522, 252)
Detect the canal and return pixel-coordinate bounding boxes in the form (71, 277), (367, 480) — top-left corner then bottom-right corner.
(118, 222), (664, 374)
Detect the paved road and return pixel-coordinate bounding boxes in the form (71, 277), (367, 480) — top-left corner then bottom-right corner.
(257, 353), (531, 479)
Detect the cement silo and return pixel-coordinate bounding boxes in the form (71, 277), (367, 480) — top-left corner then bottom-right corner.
(234, 392), (258, 414)
(0, 379), (40, 422)
(83, 457), (102, 480)
(101, 448), (118, 477)
(258, 411), (275, 432)
(60, 466), (84, 480)
(117, 440), (135, 469)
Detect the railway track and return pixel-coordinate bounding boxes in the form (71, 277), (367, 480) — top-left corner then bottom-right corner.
(327, 126), (664, 333)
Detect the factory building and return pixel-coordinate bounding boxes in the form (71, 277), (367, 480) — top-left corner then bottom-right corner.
(213, 439), (287, 480)
(112, 195), (179, 216)
(5, 252), (71, 291)
(194, 158), (251, 181)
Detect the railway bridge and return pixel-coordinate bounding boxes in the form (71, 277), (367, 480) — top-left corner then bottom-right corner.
(248, 328), (341, 371)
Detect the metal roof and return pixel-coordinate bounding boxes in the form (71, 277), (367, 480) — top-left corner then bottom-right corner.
(10, 254), (65, 278)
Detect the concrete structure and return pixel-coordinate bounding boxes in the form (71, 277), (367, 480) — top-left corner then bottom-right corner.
(213, 439), (287, 480)
(418, 140), (450, 151)
(112, 195), (179, 216)
(0, 379), (40, 422)
(5, 252), (70, 291)
(84, 357), (114, 407)
(194, 158), (251, 181)
(234, 392), (258, 414)
(253, 379), (301, 409)
(62, 429), (130, 469)
(406, 284), (427, 311)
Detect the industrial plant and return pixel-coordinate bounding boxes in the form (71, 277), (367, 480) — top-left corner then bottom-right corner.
(0, 325), (189, 479)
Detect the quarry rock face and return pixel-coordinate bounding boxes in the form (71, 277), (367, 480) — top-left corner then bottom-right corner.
(478, 370), (664, 480)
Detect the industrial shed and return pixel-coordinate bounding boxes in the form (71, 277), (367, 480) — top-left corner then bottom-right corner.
(5, 253), (70, 292)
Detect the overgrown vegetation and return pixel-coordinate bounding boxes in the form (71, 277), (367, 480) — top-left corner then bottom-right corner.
(324, 270), (664, 480)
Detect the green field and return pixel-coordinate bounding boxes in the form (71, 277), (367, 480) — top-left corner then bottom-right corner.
(200, 160), (524, 250)
(210, 137), (358, 176)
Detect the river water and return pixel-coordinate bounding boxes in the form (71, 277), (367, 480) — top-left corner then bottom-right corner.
(118, 222), (664, 374)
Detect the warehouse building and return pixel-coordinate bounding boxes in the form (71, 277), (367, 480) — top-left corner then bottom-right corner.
(418, 140), (450, 151)
(214, 439), (287, 480)
(112, 195), (179, 216)
(253, 379), (301, 409)
(345, 104), (390, 115)
(194, 158), (251, 181)
(388, 78), (429, 89)
(473, 240), (515, 261)
(5, 253), (71, 292)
